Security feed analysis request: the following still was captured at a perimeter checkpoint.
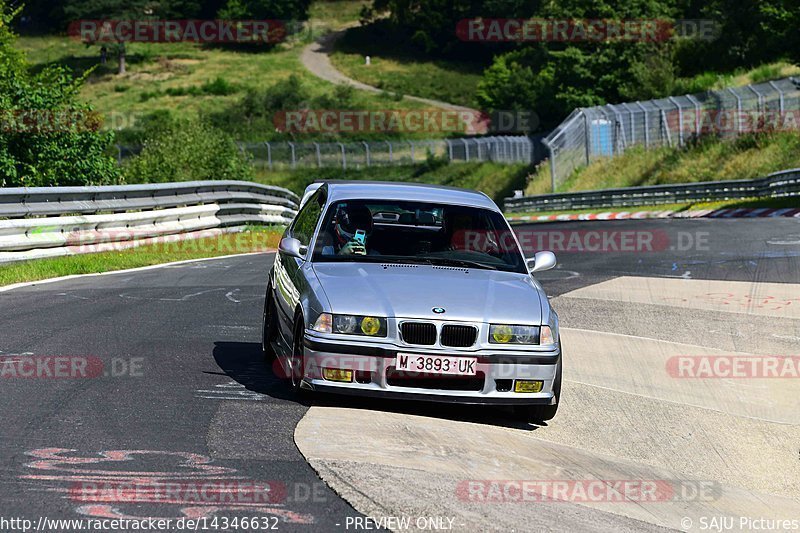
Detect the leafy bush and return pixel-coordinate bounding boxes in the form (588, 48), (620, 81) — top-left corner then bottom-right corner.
(199, 76), (238, 96)
(165, 77), (239, 98)
(312, 84), (355, 109)
(240, 74), (311, 119)
(123, 118), (254, 183)
(0, 1), (118, 187)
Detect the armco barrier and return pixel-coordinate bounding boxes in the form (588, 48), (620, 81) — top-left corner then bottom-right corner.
(504, 168), (800, 212)
(0, 181), (299, 263)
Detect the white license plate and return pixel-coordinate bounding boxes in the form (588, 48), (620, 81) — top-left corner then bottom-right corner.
(395, 353), (477, 376)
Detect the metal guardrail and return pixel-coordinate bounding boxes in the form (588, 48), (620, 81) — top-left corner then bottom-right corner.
(0, 181), (299, 263)
(504, 169), (800, 212)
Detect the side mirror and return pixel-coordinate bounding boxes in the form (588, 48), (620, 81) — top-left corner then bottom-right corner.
(279, 237), (307, 259)
(527, 251), (557, 273)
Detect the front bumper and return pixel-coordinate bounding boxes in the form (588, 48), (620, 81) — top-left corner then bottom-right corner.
(300, 335), (560, 406)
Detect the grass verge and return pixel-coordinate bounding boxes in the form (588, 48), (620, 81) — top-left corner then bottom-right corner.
(0, 227), (283, 287)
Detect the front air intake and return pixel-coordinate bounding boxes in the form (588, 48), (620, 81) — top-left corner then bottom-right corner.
(440, 325), (477, 347)
(400, 322), (437, 345)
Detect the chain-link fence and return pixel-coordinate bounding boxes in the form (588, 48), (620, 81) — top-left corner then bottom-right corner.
(240, 136), (538, 170)
(542, 77), (800, 192)
(116, 135), (541, 169)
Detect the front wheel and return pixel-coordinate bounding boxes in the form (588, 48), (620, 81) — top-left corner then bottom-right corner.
(516, 352), (562, 423)
(290, 317), (308, 396)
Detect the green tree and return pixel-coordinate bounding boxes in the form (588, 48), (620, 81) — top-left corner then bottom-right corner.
(217, 0), (313, 21)
(62, 0), (201, 74)
(0, 1), (119, 187)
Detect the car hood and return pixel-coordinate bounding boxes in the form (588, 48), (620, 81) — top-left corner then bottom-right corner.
(312, 262), (543, 323)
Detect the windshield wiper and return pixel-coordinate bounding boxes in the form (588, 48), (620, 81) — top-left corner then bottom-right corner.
(419, 257), (498, 270)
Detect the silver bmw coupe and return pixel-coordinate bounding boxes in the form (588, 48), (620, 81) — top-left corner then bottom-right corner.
(262, 181), (562, 421)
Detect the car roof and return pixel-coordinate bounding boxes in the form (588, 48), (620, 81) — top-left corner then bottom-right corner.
(315, 180), (499, 211)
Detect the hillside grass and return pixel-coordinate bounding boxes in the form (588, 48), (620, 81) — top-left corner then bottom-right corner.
(526, 131), (800, 196)
(329, 23), (484, 108)
(16, 1), (425, 141)
(308, 0), (370, 34)
(330, 50), (483, 108)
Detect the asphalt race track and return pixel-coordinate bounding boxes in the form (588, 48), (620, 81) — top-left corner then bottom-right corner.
(1, 217), (798, 532)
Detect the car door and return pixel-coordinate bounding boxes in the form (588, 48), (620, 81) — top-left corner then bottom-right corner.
(273, 189), (324, 345)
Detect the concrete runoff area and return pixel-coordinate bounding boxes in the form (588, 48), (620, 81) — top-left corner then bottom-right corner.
(563, 276), (800, 319)
(295, 275), (800, 532)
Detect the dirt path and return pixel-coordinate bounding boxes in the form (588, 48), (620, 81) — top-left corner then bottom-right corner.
(300, 27), (480, 114)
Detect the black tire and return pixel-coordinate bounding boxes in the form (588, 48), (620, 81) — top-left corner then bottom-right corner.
(516, 351), (562, 423)
(290, 316), (307, 396)
(261, 284), (278, 362)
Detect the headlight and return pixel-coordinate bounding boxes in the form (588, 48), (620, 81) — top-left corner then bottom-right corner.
(313, 313), (386, 337)
(489, 324), (540, 344)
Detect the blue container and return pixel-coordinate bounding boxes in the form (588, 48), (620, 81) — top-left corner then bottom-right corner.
(590, 119), (613, 156)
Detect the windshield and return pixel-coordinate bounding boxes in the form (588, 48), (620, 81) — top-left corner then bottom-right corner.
(311, 199), (527, 273)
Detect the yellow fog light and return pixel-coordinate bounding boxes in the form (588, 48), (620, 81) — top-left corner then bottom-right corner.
(491, 325), (513, 343)
(360, 316), (381, 336)
(514, 380), (543, 393)
(323, 368), (353, 382)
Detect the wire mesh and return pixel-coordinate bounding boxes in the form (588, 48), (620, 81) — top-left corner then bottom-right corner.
(543, 77), (800, 191)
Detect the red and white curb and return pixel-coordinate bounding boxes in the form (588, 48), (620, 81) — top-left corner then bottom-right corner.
(507, 207), (800, 223)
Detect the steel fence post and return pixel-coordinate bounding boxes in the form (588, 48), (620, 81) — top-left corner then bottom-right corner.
(685, 95), (702, 136)
(768, 81), (785, 113)
(609, 104), (627, 151)
(621, 103), (635, 145)
(542, 139), (556, 192)
(636, 102), (649, 147)
(582, 110), (591, 164)
(264, 142), (272, 170)
(362, 141), (370, 166)
(727, 88), (742, 135)
(659, 109), (673, 147)
(338, 143), (346, 170)
(288, 142), (296, 169)
(668, 96), (684, 146)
